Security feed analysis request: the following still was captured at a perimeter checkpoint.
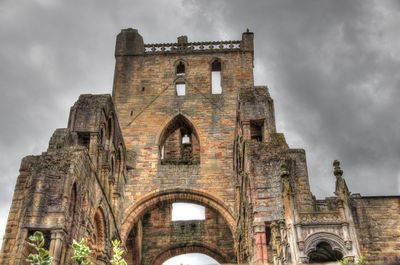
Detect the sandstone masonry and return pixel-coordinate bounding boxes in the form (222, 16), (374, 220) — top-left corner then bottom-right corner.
(0, 29), (399, 265)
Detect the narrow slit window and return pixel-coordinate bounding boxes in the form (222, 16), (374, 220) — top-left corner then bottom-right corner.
(176, 83), (186, 96)
(211, 59), (222, 94)
(160, 145), (165, 160)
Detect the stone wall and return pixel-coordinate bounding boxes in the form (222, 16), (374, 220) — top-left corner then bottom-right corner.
(0, 94), (126, 264)
(124, 203), (235, 265)
(112, 30), (254, 248)
(352, 196), (400, 264)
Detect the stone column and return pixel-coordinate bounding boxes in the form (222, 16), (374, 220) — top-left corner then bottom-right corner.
(242, 121), (251, 140)
(254, 224), (268, 264)
(49, 230), (65, 265)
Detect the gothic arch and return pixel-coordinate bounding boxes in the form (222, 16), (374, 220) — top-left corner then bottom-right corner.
(210, 57), (222, 71)
(156, 114), (201, 145)
(304, 232), (346, 260)
(120, 188), (236, 243)
(151, 243), (230, 265)
(173, 59), (188, 74)
(93, 207), (107, 252)
(157, 114), (200, 164)
(107, 112), (116, 148)
(99, 123), (106, 146)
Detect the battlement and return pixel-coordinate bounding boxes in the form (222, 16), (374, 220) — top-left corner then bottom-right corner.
(143, 39), (241, 54)
(115, 28), (253, 56)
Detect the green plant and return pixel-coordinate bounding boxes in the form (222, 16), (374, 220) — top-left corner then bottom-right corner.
(340, 256), (366, 265)
(26, 231), (52, 265)
(358, 256), (367, 265)
(71, 238), (92, 265)
(111, 240), (127, 265)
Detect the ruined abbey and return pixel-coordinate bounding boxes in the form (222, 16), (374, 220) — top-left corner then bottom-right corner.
(0, 29), (399, 265)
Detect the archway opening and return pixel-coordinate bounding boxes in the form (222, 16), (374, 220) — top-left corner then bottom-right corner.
(308, 242), (343, 263)
(159, 115), (200, 165)
(163, 253), (219, 265)
(122, 190), (236, 265)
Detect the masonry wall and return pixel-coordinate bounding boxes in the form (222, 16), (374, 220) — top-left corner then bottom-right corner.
(352, 196), (400, 264)
(112, 30), (254, 240)
(0, 94), (126, 265)
(124, 203), (235, 265)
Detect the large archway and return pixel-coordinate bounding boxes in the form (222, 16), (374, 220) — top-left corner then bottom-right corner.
(121, 189), (236, 265)
(120, 188), (236, 242)
(152, 243), (228, 265)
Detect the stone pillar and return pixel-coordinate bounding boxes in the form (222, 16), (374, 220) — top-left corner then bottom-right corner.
(241, 29), (254, 52)
(242, 121), (251, 140)
(254, 224), (268, 264)
(49, 230), (65, 265)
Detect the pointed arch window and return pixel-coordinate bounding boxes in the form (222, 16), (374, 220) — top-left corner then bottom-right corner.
(175, 61), (186, 96)
(211, 59), (222, 94)
(176, 61), (186, 76)
(159, 115), (200, 165)
(93, 207), (107, 252)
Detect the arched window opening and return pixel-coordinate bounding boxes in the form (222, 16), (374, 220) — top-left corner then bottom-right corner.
(176, 61), (185, 76)
(99, 127), (105, 146)
(160, 115), (200, 165)
(116, 146), (124, 188)
(171, 203), (205, 221)
(107, 116), (114, 143)
(308, 242), (343, 263)
(110, 157), (115, 179)
(176, 82), (186, 96)
(211, 59), (222, 94)
(93, 208), (106, 252)
(163, 253), (219, 265)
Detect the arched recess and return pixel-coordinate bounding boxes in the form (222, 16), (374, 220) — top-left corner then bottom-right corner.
(304, 232), (346, 262)
(152, 243), (230, 265)
(93, 207), (107, 253)
(158, 114), (200, 165)
(120, 188), (236, 243)
(107, 112), (115, 148)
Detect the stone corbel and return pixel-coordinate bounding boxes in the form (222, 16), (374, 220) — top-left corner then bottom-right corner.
(299, 256), (309, 263)
(297, 241), (305, 251)
(345, 240), (353, 250)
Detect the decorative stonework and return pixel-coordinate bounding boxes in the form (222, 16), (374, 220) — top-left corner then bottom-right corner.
(303, 232), (347, 256)
(144, 40), (241, 54)
(298, 212), (345, 225)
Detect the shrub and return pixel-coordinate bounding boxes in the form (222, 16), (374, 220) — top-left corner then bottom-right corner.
(71, 238), (92, 265)
(26, 231), (52, 265)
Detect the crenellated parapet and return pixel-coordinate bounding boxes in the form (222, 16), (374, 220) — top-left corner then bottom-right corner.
(144, 40), (241, 54)
(115, 28), (253, 56)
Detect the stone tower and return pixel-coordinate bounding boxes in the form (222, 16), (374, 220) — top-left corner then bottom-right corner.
(1, 29), (399, 265)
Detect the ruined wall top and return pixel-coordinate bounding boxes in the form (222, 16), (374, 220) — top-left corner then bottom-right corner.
(115, 28), (253, 56)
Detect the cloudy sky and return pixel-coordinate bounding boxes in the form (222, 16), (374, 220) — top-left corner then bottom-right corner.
(1, 0), (399, 262)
